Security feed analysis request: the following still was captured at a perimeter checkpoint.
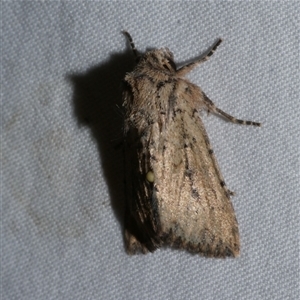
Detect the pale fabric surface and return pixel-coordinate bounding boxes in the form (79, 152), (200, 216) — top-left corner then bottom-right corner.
(2, 2), (299, 300)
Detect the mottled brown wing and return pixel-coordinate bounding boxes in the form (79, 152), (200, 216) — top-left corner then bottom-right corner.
(123, 86), (161, 254)
(123, 75), (239, 257)
(149, 86), (240, 257)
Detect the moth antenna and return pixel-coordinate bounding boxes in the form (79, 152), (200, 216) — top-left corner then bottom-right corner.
(177, 38), (223, 76)
(122, 31), (139, 58)
(202, 92), (261, 127)
(215, 107), (261, 127)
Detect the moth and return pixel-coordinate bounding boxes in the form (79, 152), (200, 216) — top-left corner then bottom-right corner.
(122, 31), (260, 258)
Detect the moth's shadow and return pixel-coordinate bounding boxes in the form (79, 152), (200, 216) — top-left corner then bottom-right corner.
(69, 49), (134, 230)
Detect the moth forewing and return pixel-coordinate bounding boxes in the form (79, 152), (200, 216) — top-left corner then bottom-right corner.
(122, 31), (260, 258)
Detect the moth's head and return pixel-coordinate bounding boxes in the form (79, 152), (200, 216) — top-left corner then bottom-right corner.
(138, 48), (177, 73)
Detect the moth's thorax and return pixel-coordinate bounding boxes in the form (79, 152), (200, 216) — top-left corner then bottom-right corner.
(136, 48), (177, 75)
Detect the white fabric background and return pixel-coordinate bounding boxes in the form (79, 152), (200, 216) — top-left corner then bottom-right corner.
(2, 1), (299, 299)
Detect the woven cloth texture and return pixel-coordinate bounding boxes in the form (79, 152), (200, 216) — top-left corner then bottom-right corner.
(2, 2), (299, 300)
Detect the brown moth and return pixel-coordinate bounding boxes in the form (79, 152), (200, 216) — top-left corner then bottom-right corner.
(122, 31), (260, 258)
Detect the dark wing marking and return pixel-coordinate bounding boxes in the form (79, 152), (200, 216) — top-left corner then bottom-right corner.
(123, 86), (161, 254)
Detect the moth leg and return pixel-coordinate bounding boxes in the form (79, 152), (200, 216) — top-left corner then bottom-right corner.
(207, 146), (234, 198)
(177, 38), (223, 76)
(202, 92), (261, 127)
(228, 189), (235, 196)
(122, 31), (139, 58)
(194, 116), (234, 197)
